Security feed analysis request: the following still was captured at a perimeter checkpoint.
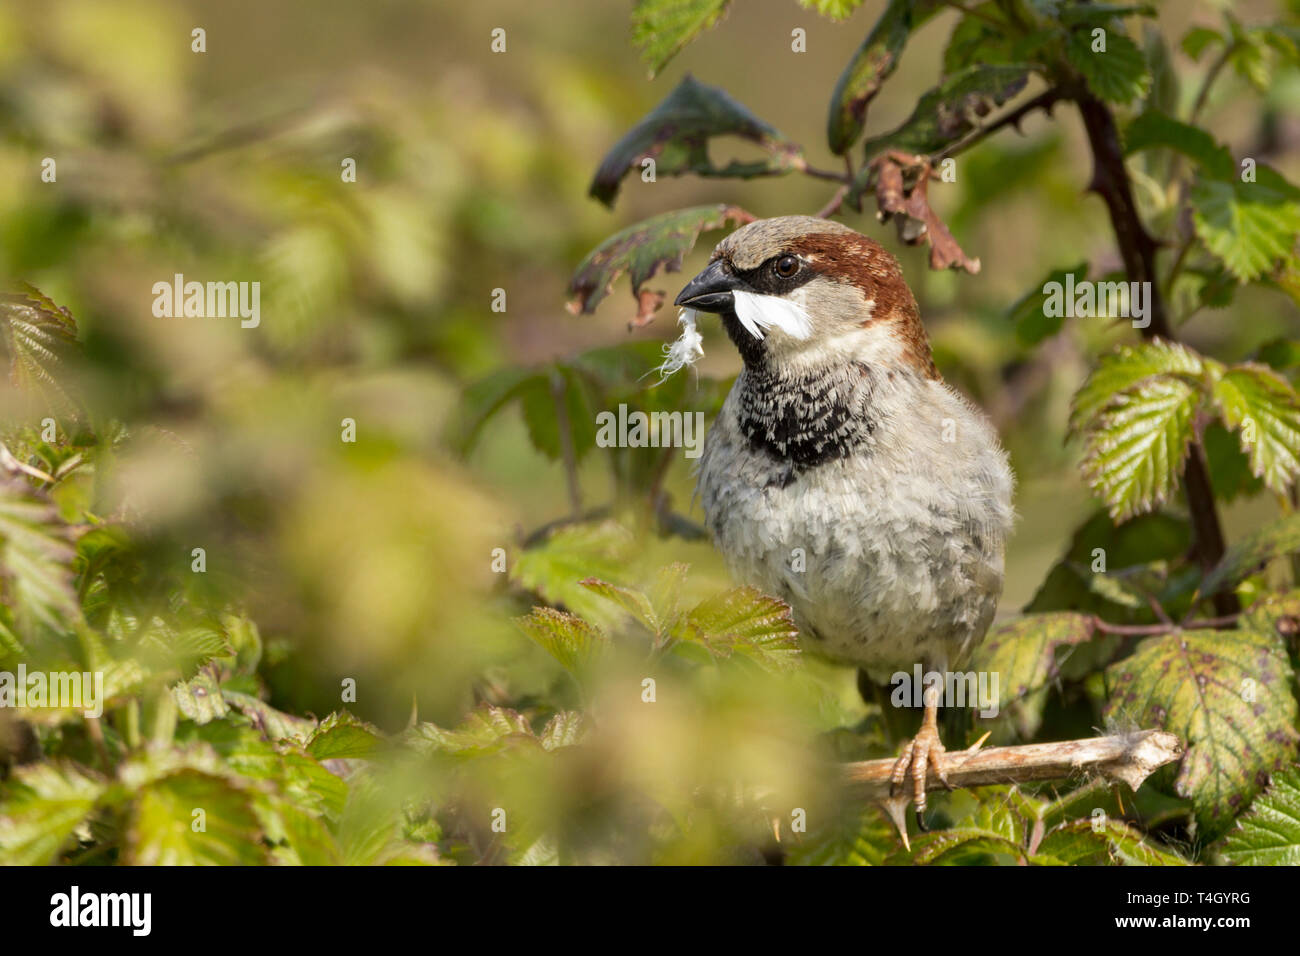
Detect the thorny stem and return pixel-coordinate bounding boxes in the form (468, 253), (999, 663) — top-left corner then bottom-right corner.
(935, 87), (1069, 162)
(1092, 612), (1239, 636)
(1074, 91), (1237, 614)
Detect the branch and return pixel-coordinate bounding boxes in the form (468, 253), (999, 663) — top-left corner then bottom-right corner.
(842, 729), (1183, 802)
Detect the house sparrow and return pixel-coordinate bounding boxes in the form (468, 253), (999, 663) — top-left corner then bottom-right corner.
(674, 216), (1015, 824)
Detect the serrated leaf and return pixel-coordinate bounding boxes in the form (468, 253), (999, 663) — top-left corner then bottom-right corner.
(515, 606), (612, 678)
(510, 520), (636, 626)
(631, 0), (732, 78)
(1066, 27), (1151, 104)
(0, 478), (78, 636)
(1038, 818), (1190, 865)
(0, 284), (81, 420)
(1106, 625), (1298, 839)
(173, 669), (229, 724)
(1200, 513), (1300, 597)
(1211, 364), (1300, 493)
(517, 366), (597, 463)
(826, 0), (943, 155)
(1123, 111), (1234, 180)
(306, 711), (383, 760)
(538, 710), (587, 751)
(1217, 766), (1300, 865)
(588, 76), (801, 207)
(885, 826), (1027, 865)
(408, 704), (535, 756)
(0, 760), (105, 864)
(1081, 376), (1202, 521)
(971, 613), (1096, 709)
(126, 769), (265, 865)
(860, 64), (1031, 158)
(1192, 177), (1300, 282)
(567, 204), (755, 321)
(673, 587), (800, 671)
(786, 803), (895, 865)
(1070, 340), (1207, 435)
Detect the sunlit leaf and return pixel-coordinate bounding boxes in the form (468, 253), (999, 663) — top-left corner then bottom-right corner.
(1210, 364), (1300, 494)
(1106, 624), (1298, 838)
(1217, 767), (1300, 865)
(631, 0), (732, 78)
(0, 760), (105, 864)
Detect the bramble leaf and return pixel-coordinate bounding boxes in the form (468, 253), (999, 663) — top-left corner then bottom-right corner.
(515, 606), (612, 678)
(1200, 513), (1300, 597)
(1217, 766), (1300, 865)
(1192, 177), (1300, 282)
(860, 64), (1031, 157)
(567, 204), (755, 322)
(1080, 375), (1201, 521)
(1210, 364), (1300, 493)
(588, 76), (801, 207)
(1105, 624), (1298, 839)
(631, 0), (732, 78)
(1066, 27), (1151, 104)
(826, 0), (943, 155)
(0, 760), (105, 864)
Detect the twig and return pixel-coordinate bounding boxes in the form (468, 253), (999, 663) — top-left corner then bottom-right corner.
(843, 729), (1183, 802)
(1093, 612), (1238, 636)
(549, 369), (583, 518)
(934, 86), (1068, 162)
(816, 185), (849, 219)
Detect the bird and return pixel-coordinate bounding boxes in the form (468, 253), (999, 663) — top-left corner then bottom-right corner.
(673, 215), (1015, 827)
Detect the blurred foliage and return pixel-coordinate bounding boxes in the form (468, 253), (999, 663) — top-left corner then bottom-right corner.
(0, 0), (1299, 866)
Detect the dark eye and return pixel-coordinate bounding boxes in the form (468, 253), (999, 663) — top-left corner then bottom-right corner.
(774, 255), (799, 278)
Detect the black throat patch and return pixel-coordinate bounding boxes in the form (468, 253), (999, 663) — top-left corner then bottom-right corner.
(735, 361), (876, 477)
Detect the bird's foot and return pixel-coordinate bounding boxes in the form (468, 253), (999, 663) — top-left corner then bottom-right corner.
(884, 718), (952, 845)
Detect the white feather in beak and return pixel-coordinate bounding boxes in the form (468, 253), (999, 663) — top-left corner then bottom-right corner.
(731, 289), (813, 341)
(656, 308), (705, 380)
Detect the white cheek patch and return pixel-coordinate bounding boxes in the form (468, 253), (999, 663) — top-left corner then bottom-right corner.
(731, 289), (813, 341)
(655, 308), (705, 380)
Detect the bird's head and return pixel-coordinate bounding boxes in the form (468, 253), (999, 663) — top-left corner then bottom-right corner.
(674, 215), (937, 378)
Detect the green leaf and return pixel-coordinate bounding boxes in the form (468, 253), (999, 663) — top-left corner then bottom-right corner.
(0, 284), (81, 420)
(0, 760), (105, 864)
(567, 204), (755, 319)
(306, 711), (384, 760)
(538, 710), (588, 751)
(450, 366), (545, 455)
(1192, 177), (1300, 282)
(1080, 375), (1202, 521)
(1200, 513), (1300, 597)
(407, 704), (535, 756)
(510, 520), (637, 627)
(673, 587), (800, 672)
(886, 826), (1027, 865)
(515, 606), (612, 679)
(1123, 111), (1234, 180)
(1105, 625), (1298, 839)
(1180, 26), (1223, 62)
(516, 366), (597, 463)
(786, 803), (895, 865)
(1066, 26), (1151, 104)
(1038, 818), (1190, 865)
(173, 669), (229, 724)
(126, 769), (266, 865)
(826, 0), (943, 155)
(631, 0), (732, 78)
(588, 76), (801, 207)
(797, 0), (865, 20)
(0, 478), (78, 636)
(1070, 340), (1207, 436)
(860, 64), (1031, 158)
(970, 613), (1096, 710)
(1008, 262), (1088, 345)
(1217, 766), (1300, 865)
(1210, 364), (1300, 493)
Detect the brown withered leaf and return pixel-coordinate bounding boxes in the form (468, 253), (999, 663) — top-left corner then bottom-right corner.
(870, 153), (980, 274)
(567, 204), (755, 328)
